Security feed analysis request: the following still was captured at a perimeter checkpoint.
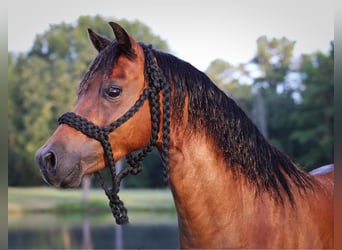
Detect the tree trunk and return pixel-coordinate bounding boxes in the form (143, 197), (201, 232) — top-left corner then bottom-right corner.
(82, 175), (91, 202)
(253, 87), (268, 139)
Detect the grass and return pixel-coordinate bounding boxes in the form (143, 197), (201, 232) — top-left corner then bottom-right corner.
(8, 187), (176, 215)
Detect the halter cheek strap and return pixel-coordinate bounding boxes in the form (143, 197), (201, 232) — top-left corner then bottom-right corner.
(58, 45), (171, 224)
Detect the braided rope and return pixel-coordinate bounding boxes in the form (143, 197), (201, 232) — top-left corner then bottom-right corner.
(58, 44), (170, 224)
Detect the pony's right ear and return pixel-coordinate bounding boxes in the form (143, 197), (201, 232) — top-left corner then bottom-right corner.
(88, 28), (111, 52)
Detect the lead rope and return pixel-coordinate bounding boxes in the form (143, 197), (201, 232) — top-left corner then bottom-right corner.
(58, 44), (170, 224)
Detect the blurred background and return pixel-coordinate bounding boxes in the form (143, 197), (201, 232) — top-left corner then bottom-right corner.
(8, 0), (333, 249)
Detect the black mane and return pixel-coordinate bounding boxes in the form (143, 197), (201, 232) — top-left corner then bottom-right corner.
(152, 48), (314, 204)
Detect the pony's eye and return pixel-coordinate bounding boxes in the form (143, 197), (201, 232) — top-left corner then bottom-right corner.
(104, 86), (122, 99)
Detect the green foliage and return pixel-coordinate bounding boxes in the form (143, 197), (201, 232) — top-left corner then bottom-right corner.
(289, 43), (334, 169)
(253, 36), (296, 88)
(250, 36), (297, 138)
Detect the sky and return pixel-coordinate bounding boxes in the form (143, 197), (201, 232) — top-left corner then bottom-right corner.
(8, 0), (334, 71)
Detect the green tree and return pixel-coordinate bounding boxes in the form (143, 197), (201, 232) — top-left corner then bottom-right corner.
(251, 36), (296, 139)
(290, 43), (334, 170)
(9, 16), (170, 186)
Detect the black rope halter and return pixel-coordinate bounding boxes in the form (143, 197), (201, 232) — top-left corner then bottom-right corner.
(58, 44), (171, 224)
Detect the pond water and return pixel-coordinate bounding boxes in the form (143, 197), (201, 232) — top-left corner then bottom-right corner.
(9, 212), (179, 249)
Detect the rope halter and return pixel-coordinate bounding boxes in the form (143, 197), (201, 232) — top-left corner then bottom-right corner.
(58, 44), (171, 224)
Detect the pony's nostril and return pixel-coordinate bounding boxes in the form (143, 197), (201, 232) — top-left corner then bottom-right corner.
(44, 151), (57, 174)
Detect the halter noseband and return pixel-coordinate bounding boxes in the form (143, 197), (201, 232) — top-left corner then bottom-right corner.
(58, 44), (170, 224)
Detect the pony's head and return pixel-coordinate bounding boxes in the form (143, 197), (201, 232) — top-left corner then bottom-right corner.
(35, 23), (158, 188)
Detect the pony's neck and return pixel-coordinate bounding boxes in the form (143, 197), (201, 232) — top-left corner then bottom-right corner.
(164, 125), (331, 248)
(165, 129), (257, 248)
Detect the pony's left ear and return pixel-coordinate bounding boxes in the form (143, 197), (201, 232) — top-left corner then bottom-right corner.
(88, 28), (111, 53)
(109, 22), (135, 57)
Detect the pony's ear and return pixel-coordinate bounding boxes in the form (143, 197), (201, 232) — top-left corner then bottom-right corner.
(109, 22), (134, 57)
(88, 28), (111, 52)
